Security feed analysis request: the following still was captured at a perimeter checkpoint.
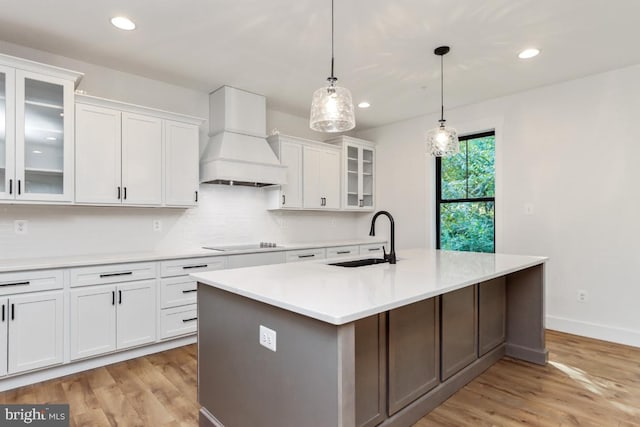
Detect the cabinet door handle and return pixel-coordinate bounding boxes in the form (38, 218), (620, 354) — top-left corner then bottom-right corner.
(117, 186), (121, 200)
(17, 180), (21, 195)
(118, 290), (122, 305)
(337, 250), (351, 254)
(298, 254), (315, 259)
(182, 289), (197, 294)
(112, 291), (115, 306)
(11, 304), (14, 321)
(100, 272), (132, 278)
(0, 281), (30, 287)
(182, 264), (207, 270)
(195, 191), (198, 202)
(282, 194), (286, 205)
(359, 199), (364, 207)
(182, 317), (197, 323)
(8, 179), (12, 195)
(123, 187), (127, 200)
(1, 304), (4, 322)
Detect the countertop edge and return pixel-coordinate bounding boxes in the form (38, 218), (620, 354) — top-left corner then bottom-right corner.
(0, 238), (387, 273)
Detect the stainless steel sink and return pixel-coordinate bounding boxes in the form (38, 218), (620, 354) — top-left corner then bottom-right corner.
(329, 258), (389, 268)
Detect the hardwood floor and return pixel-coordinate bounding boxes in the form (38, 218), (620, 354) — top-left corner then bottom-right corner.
(0, 330), (638, 426)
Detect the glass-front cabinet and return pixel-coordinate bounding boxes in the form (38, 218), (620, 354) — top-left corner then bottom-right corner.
(327, 136), (376, 211)
(0, 54), (81, 203)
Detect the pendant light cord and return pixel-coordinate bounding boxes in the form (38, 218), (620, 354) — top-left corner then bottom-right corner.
(440, 54), (444, 123)
(330, 0), (335, 82)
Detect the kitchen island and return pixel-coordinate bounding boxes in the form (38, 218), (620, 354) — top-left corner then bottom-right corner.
(192, 249), (547, 427)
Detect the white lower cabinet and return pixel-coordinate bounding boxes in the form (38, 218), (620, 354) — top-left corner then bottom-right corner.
(2, 291), (64, 375)
(160, 304), (198, 339)
(70, 280), (156, 361)
(116, 281), (156, 350)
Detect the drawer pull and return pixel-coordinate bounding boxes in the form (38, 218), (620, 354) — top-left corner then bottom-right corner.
(182, 289), (197, 294)
(100, 272), (133, 278)
(298, 254), (315, 259)
(182, 317), (197, 323)
(0, 281), (30, 287)
(368, 247), (381, 252)
(182, 264), (208, 270)
(336, 250), (351, 254)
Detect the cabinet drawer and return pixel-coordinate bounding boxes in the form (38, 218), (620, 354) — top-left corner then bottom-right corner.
(160, 257), (226, 278)
(226, 252), (285, 269)
(70, 262), (157, 287)
(161, 277), (198, 309)
(326, 245), (359, 259)
(285, 248), (326, 263)
(360, 243), (386, 256)
(160, 304), (198, 339)
(0, 270), (63, 296)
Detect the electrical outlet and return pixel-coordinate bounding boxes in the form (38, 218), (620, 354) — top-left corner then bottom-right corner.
(577, 290), (588, 303)
(259, 325), (277, 352)
(14, 220), (28, 235)
(152, 220), (162, 232)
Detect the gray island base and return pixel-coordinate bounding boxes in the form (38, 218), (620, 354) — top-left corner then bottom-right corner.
(193, 249), (547, 427)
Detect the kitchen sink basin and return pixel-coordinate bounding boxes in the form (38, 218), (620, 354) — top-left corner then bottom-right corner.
(329, 258), (389, 268)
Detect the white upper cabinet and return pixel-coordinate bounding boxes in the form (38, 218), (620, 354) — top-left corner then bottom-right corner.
(267, 135), (303, 209)
(0, 54), (82, 203)
(327, 136), (376, 211)
(75, 95), (203, 207)
(164, 120), (199, 207)
(303, 145), (340, 209)
(121, 113), (162, 205)
(75, 104), (122, 204)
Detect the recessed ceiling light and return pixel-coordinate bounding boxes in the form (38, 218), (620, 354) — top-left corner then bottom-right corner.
(518, 48), (540, 59)
(358, 101), (371, 109)
(45, 136), (57, 141)
(32, 150), (42, 154)
(111, 16), (136, 31)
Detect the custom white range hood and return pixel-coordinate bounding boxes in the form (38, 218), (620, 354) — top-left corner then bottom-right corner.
(200, 86), (287, 187)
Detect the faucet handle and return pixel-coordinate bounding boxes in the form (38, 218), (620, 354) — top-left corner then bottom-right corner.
(382, 246), (388, 261)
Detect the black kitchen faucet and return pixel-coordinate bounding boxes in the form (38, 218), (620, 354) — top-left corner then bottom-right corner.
(369, 210), (396, 264)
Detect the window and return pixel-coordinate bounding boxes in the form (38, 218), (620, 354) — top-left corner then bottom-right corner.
(436, 131), (495, 253)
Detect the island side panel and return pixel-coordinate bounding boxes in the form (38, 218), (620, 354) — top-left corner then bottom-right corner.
(197, 284), (355, 427)
(505, 263), (548, 365)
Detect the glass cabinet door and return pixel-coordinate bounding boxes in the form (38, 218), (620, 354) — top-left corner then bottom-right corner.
(0, 66), (15, 200)
(361, 147), (374, 208)
(15, 71), (73, 201)
(346, 145), (359, 208)
(344, 143), (375, 210)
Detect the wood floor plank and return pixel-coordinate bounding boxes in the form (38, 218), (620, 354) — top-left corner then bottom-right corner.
(0, 330), (638, 426)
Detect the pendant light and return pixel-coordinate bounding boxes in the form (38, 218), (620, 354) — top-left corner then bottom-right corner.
(309, 0), (355, 132)
(426, 46), (459, 156)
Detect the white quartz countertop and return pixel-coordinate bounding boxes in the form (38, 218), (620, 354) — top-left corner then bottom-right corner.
(0, 238), (386, 273)
(192, 248), (547, 325)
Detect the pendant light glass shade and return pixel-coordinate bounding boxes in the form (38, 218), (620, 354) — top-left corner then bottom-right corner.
(427, 46), (459, 157)
(310, 83), (355, 132)
(426, 122), (459, 156)
(309, 0), (355, 132)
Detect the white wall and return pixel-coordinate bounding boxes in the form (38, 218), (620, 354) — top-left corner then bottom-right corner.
(357, 64), (640, 347)
(0, 41), (363, 260)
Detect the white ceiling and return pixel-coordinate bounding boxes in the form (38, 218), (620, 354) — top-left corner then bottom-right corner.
(1, 0), (639, 130)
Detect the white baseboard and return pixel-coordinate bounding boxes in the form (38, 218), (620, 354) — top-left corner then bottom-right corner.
(546, 315), (640, 348)
(0, 335), (197, 392)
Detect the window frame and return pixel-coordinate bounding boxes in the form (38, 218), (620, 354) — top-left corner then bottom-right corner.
(435, 130), (496, 251)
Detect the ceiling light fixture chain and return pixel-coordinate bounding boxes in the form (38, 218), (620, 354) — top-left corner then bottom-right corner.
(309, 0), (355, 133)
(426, 45), (459, 157)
